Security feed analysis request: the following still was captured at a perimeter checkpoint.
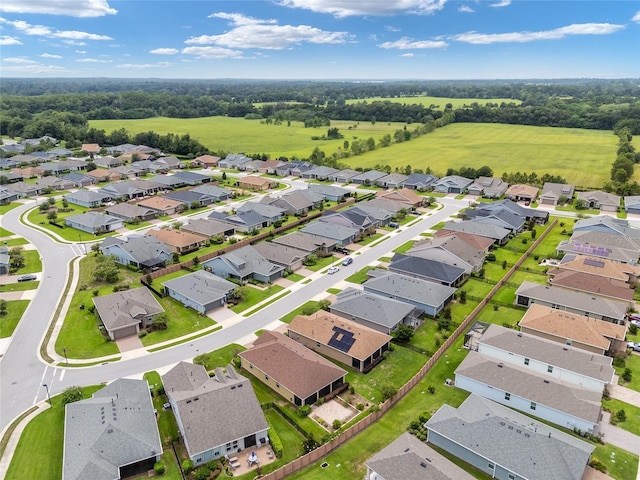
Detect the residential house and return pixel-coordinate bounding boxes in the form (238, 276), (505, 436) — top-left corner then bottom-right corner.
(236, 176), (277, 191)
(5, 182), (44, 198)
(163, 271), (236, 313)
(162, 363), (269, 466)
(350, 170), (387, 185)
(432, 175), (473, 194)
(236, 201), (286, 225)
(408, 235), (486, 273)
(173, 170), (211, 185)
(239, 159), (265, 172)
(519, 303), (628, 355)
(358, 198), (407, 216)
(554, 253), (640, 285)
(465, 209), (526, 234)
(93, 156), (124, 169)
(0, 172), (23, 184)
(365, 432), (476, 480)
(136, 196), (185, 216)
(270, 231), (337, 254)
(330, 287), (424, 334)
(375, 188), (425, 209)
(476, 322), (615, 392)
(473, 198), (549, 224)
(81, 143), (100, 156)
(218, 154), (252, 170)
(539, 182), (575, 206)
(307, 184), (351, 202)
(375, 173), (408, 189)
(63, 190), (110, 208)
(109, 165), (146, 178)
(86, 168), (122, 183)
(148, 228), (208, 254)
(48, 147), (73, 158)
(0, 247), (9, 274)
(0, 187), (19, 205)
(194, 154), (221, 168)
(239, 331), (347, 406)
(330, 169), (360, 183)
(202, 245), (284, 283)
(301, 165), (339, 180)
(105, 203), (157, 223)
(288, 311), (392, 373)
(99, 180), (163, 200)
(253, 242), (308, 271)
(62, 378), (162, 480)
(93, 287), (164, 340)
(65, 212), (124, 234)
(467, 177), (509, 198)
(558, 229), (640, 264)
(182, 218), (235, 239)
(261, 191), (315, 216)
(209, 210), (268, 233)
(440, 221), (510, 245)
(60, 172), (96, 188)
(148, 174), (187, 189)
(35, 176), (76, 191)
(576, 190), (620, 212)
(300, 222), (359, 246)
(625, 195), (640, 215)
(455, 352), (602, 434)
(10, 166), (44, 179)
(275, 161), (314, 177)
(190, 184), (233, 201)
(426, 395), (595, 480)
(99, 235), (172, 270)
(348, 205), (394, 227)
(401, 173), (439, 191)
(319, 209), (377, 232)
(363, 271), (456, 318)
(6, 154), (40, 164)
(163, 189), (217, 207)
(515, 281), (628, 324)
(155, 155), (183, 170)
(105, 143), (139, 155)
(549, 269), (635, 305)
(256, 159), (285, 174)
(572, 215), (640, 241)
(388, 254), (466, 288)
(504, 184), (539, 202)
(130, 160), (166, 174)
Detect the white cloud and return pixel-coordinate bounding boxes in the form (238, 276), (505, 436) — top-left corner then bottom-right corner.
(63, 40), (87, 46)
(116, 62), (173, 69)
(3, 57), (36, 64)
(76, 57), (111, 63)
(632, 11), (640, 23)
(453, 23), (625, 44)
(75, 50), (87, 54)
(0, 18), (112, 41)
(0, 35), (21, 45)
(40, 53), (62, 59)
(490, 0), (511, 7)
(0, 0), (116, 17)
(1, 63), (68, 73)
(378, 36), (448, 49)
(385, 26), (401, 32)
(279, 0), (447, 17)
(187, 12), (350, 49)
(458, 5), (474, 13)
(150, 48), (180, 55)
(400, 53), (415, 57)
(181, 46), (244, 59)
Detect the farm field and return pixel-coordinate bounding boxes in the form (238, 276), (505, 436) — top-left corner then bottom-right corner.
(345, 95), (522, 108)
(89, 117), (407, 158)
(346, 123), (622, 187)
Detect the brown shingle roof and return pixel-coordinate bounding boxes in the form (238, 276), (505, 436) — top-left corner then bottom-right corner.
(433, 230), (494, 251)
(376, 187), (423, 206)
(239, 331), (346, 399)
(238, 176), (275, 187)
(148, 228), (207, 248)
(136, 196), (184, 211)
(557, 254), (640, 282)
(288, 311), (391, 361)
(519, 304), (627, 351)
(549, 269), (635, 302)
(505, 184), (539, 198)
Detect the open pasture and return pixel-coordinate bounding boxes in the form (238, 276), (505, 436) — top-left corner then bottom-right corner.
(89, 117), (406, 158)
(346, 95), (522, 108)
(347, 123), (621, 187)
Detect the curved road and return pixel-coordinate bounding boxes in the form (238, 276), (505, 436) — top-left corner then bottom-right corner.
(0, 196), (461, 432)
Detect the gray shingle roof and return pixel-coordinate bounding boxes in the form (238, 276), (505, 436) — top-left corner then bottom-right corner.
(426, 395), (594, 480)
(105, 202), (156, 219)
(442, 220), (510, 240)
(331, 287), (419, 328)
(363, 272), (456, 307)
(515, 281), (628, 321)
(389, 253), (466, 284)
(300, 221), (359, 242)
(163, 363), (268, 457)
(64, 190), (109, 204)
(92, 287), (164, 332)
(409, 235), (486, 270)
(479, 324), (615, 383)
(163, 270), (235, 307)
(63, 379), (161, 480)
(574, 215), (640, 239)
(253, 242), (307, 267)
(350, 170), (387, 182)
(190, 184), (232, 198)
(456, 352), (602, 424)
(237, 201), (286, 219)
(100, 235), (171, 265)
(204, 245), (283, 278)
(182, 218), (234, 237)
(65, 212), (122, 228)
(307, 183), (351, 197)
(270, 231), (337, 252)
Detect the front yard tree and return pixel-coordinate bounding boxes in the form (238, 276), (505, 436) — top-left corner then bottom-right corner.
(61, 386), (83, 405)
(152, 313), (168, 331)
(93, 255), (120, 283)
(232, 286), (250, 302)
(0, 299), (7, 316)
(47, 211), (58, 222)
(393, 324), (414, 343)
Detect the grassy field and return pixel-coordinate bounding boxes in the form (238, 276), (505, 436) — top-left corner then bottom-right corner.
(345, 95), (522, 108)
(347, 123), (620, 187)
(89, 117), (407, 158)
(0, 300), (29, 338)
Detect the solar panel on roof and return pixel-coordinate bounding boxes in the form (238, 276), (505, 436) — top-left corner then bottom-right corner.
(327, 326), (356, 353)
(583, 258), (605, 268)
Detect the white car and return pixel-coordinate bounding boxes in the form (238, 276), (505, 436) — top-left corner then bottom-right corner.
(327, 266), (340, 274)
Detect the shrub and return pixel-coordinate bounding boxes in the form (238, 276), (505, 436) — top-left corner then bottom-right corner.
(521, 238), (528, 244)
(630, 324), (638, 335)
(182, 459), (194, 474)
(485, 253), (496, 262)
(297, 405), (312, 417)
(616, 409), (627, 422)
(622, 368), (633, 383)
(613, 355), (626, 368)
(88, 305), (95, 314)
(393, 324), (414, 343)
(268, 424), (284, 458)
(356, 403), (365, 411)
(437, 316), (450, 331)
(380, 383), (398, 401)
(427, 385), (436, 394)
(589, 458), (607, 473)
(138, 330), (147, 338)
(152, 313), (168, 331)
(193, 467), (209, 480)
(332, 419), (342, 429)
(92, 289), (100, 297)
(154, 462), (165, 476)
(61, 386), (83, 405)
(458, 290), (467, 304)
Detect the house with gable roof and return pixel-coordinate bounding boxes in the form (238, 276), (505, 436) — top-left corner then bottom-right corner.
(65, 212), (124, 234)
(93, 287), (164, 340)
(539, 182), (575, 206)
(99, 235), (172, 270)
(432, 175), (473, 194)
(401, 172), (439, 191)
(576, 190), (620, 212)
(163, 270), (236, 313)
(202, 245), (284, 284)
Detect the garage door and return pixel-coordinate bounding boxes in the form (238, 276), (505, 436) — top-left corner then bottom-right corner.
(113, 324), (138, 340)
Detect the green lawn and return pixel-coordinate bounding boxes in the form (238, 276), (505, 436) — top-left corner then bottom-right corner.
(304, 255), (338, 272)
(5, 385), (103, 480)
(0, 202), (21, 216)
(0, 281), (39, 292)
(14, 249), (42, 274)
(280, 301), (328, 324)
(0, 227), (14, 237)
(344, 266), (377, 284)
(603, 398), (640, 437)
(357, 233), (383, 246)
(194, 343), (246, 371)
(25, 205), (116, 242)
(326, 288), (341, 295)
(592, 443), (639, 480)
(285, 273), (305, 283)
(143, 371), (181, 446)
(345, 95), (522, 109)
(615, 354), (640, 392)
(344, 123), (620, 187)
(392, 240), (415, 254)
(231, 285), (285, 313)
(3, 238), (28, 247)
(0, 300), (29, 338)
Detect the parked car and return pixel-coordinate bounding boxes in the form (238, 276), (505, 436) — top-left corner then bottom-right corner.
(335, 247), (350, 255)
(628, 342), (640, 352)
(17, 274), (37, 282)
(327, 266), (340, 274)
(342, 257), (353, 266)
(389, 222), (400, 228)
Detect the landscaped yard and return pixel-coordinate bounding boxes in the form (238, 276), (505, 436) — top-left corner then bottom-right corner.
(3, 238), (28, 247)
(0, 300), (29, 338)
(392, 240), (415, 254)
(357, 233), (383, 246)
(0, 202), (21, 216)
(615, 353), (640, 392)
(231, 285), (285, 313)
(14, 249), (42, 274)
(25, 205), (116, 242)
(0, 281), (39, 292)
(279, 301), (330, 324)
(143, 371), (181, 446)
(194, 343), (246, 370)
(344, 265), (377, 284)
(304, 255), (338, 272)
(603, 398), (640, 437)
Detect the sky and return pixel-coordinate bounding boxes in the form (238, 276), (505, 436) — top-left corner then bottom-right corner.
(0, 0), (639, 79)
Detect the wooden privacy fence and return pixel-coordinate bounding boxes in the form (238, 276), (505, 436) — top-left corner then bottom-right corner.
(259, 218), (558, 480)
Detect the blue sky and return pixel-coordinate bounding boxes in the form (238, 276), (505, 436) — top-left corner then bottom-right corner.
(1, 0), (639, 79)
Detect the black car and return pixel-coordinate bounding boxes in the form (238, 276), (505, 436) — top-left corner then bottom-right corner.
(17, 274), (37, 282)
(335, 247), (350, 255)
